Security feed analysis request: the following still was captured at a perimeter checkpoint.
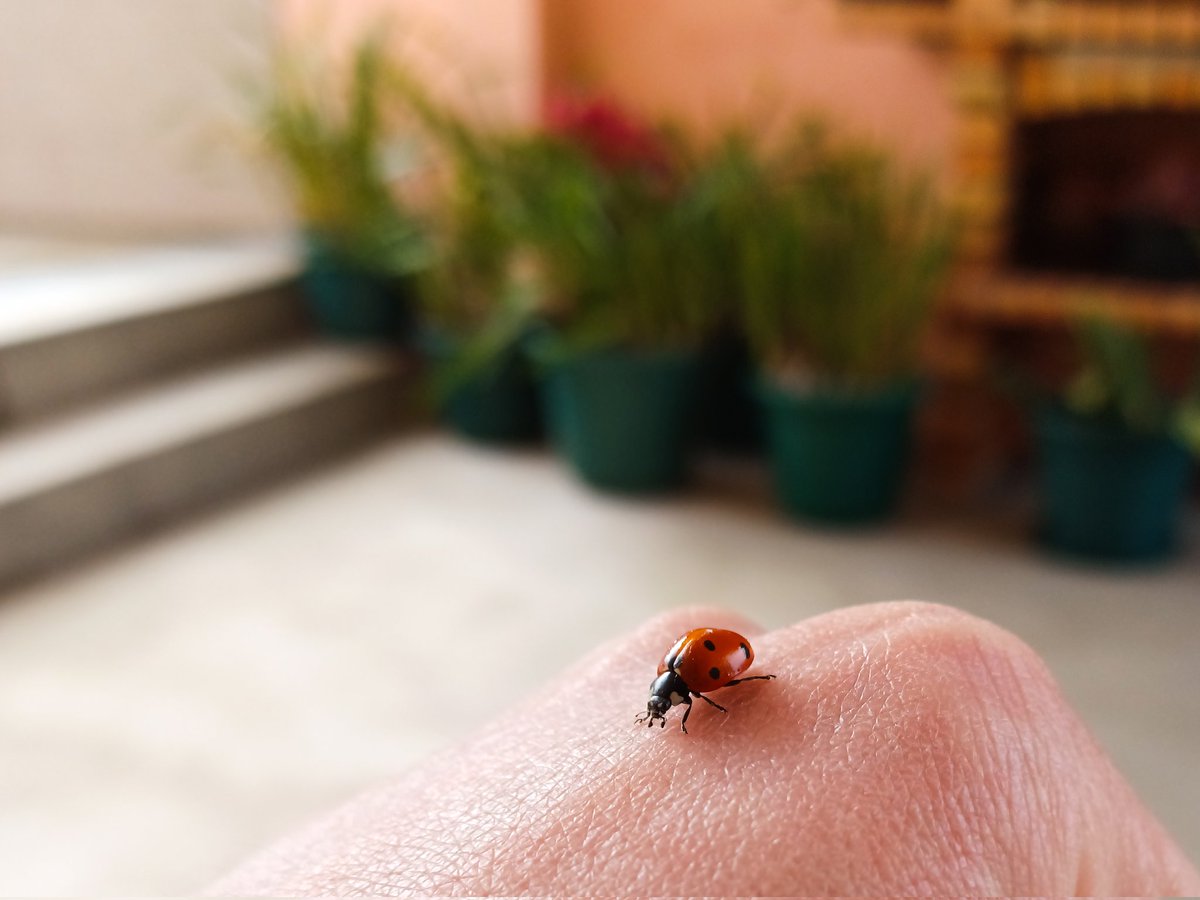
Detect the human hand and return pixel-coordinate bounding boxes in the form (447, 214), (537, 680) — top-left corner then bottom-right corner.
(212, 602), (1200, 895)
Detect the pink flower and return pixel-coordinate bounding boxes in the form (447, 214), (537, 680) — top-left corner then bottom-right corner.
(545, 94), (671, 177)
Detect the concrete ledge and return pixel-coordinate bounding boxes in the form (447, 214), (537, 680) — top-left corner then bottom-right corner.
(0, 237), (307, 424)
(0, 343), (410, 589)
(0, 236), (301, 347)
(0, 284), (309, 424)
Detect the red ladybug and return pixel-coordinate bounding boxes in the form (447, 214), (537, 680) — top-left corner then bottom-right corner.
(635, 627), (775, 733)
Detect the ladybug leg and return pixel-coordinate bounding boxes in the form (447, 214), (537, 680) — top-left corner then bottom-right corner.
(723, 675), (777, 688)
(679, 697), (693, 734)
(695, 693), (727, 713)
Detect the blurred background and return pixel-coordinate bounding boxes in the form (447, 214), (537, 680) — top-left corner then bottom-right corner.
(1, 0), (1198, 892)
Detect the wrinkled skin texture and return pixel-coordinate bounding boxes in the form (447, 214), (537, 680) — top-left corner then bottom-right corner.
(213, 603), (1200, 896)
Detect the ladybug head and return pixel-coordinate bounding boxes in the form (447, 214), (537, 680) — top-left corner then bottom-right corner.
(645, 694), (671, 720)
(636, 670), (688, 729)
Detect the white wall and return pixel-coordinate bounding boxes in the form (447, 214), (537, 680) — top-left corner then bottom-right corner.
(0, 0), (289, 238)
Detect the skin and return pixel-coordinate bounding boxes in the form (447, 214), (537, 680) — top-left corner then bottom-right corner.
(212, 602), (1200, 896)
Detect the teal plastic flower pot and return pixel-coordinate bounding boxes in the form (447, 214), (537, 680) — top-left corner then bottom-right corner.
(421, 330), (541, 446)
(758, 380), (919, 526)
(1037, 409), (1193, 563)
(301, 234), (414, 341)
(543, 348), (701, 494)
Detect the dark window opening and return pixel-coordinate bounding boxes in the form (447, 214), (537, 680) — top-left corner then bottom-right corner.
(1011, 111), (1200, 283)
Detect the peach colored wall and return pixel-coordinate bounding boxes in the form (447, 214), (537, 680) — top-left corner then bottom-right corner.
(542, 0), (955, 166)
(277, 0), (542, 126)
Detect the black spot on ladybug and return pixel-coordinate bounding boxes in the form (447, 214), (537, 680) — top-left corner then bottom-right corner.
(703, 639), (716, 651)
(709, 666), (720, 681)
(740, 642), (749, 658)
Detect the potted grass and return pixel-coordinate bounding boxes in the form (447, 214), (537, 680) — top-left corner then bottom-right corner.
(1033, 318), (1198, 563)
(253, 32), (430, 340)
(522, 98), (724, 494)
(736, 127), (955, 525)
(415, 125), (546, 445)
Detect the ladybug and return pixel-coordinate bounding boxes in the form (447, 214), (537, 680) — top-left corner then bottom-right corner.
(635, 627), (775, 733)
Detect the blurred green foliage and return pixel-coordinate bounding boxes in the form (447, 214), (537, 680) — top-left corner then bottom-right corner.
(1066, 318), (1200, 454)
(251, 31), (429, 276)
(510, 130), (729, 357)
(734, 125), (955, 388)
(408, 93), (742, 370)
(250, 34), (960, 395)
